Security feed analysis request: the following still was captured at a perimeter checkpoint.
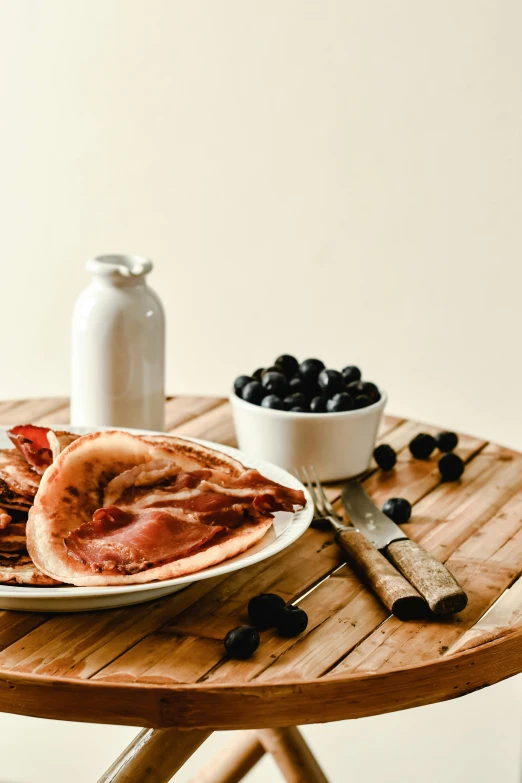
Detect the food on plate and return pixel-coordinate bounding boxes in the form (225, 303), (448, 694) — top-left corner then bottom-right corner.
(248, 592), (286, 630)
(276, 605), (308, 637)
(0, 425), (79, 586)
(224, 625), (260, 659)
(435, 431), (459, 453)
(439, 453), (464, 481)
(408, 433), (437, 460)
(234, 355), (382, 413)
(382, 497), (412, 524)
(28, 430), (305, 586)
(373, 444), (397, 471)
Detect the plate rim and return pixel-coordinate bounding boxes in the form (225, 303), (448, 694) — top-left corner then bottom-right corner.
(0, 425), (313, 600)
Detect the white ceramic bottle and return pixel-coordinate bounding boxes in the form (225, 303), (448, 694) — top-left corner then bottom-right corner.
(71, 255), (165, 430)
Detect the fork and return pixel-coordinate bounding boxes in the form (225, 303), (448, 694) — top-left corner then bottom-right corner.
(298, 467), (427, 621)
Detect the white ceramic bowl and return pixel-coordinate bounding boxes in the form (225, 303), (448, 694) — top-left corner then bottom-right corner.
(230, 389), (387, 482)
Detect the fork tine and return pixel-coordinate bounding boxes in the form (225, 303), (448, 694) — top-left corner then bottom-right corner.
(310, 465), (339, 518)
(302, 466), (325, 517)
(296, 466), (318, 515)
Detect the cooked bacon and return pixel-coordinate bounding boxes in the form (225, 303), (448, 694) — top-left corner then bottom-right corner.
(7, 425), (53, 474)
(65, 506), (225, 574)
(0, 510), (11, 529)
(0, 522), (27, 552)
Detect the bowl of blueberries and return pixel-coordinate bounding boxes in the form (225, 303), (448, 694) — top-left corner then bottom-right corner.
(231, 354), (386, 481)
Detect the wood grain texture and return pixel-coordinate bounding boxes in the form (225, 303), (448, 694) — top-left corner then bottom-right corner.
(335, 530), (427, 620)
(386, 538), (467, 615)
(0, 397), (520, 730)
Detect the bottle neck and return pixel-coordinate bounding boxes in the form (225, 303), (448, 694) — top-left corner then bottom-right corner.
(86, 254), (153, 288)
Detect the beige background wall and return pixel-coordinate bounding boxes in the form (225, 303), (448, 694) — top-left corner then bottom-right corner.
(1, 0), (521, 448)
(0, 3), (521, 782)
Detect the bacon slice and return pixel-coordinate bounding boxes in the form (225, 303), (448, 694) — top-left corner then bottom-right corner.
(7, 425), (53, 474)
(65, 506), (225, 574)
(0, 510), (11, 530)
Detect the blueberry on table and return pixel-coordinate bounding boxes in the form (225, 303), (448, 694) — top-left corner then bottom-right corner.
(248, 593), (286, 630)
(310, 395), (328, 412)
(234, 375), (252, 396)
(242, 381), (266, 405)
(277, 605), (309, 637)
(435, 431), (459, 453)
(284, 392), (309, 411)
(353, 394), (373, 409)
(361, 381), (380, 402)
(326, 392), (354, 412)
(382, 497), (411, 524)
(342, 365), (362, 385)
(299, 358), (325, 381)
(409, 433), (436, 460)
(261, 394), (285, 410)
(374, 444), (397, 471)
(439, 453), (464, 481)
(275, 354), (300, 378)
(252, 368), (264, 382)
(318, 369), (344, 396)
(262, 371), (289, 398)
(224, 626), (260, 659)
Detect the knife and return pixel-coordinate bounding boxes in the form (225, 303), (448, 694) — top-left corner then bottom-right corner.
(341, 480), (468, 615)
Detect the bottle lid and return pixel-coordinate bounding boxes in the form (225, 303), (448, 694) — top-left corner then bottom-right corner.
(86, 255), (153, 278)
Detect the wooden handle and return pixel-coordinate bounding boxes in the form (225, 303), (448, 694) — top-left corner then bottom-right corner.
(335, 530), (427, 621)
(386, 538), (468, 615)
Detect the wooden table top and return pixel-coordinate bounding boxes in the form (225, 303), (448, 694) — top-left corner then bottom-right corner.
(0, 395), (522, 730)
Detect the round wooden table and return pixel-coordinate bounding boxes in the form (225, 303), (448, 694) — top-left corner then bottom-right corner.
(1, 396), (522, 783)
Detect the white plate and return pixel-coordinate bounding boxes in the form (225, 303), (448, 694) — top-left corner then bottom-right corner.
(0, 426), (313, 611)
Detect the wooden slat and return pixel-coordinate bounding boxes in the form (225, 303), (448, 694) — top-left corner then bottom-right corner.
(164, 396), (226, 432)
(0, 398), (69, 425)
(170, 402), (236, 445)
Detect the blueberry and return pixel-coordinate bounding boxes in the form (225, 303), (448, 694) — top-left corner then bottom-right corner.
(299, 358), (325, 381)
(234, 375), (253, 396)
(252, 368), (264, 382)
(261, 394), (285, 410)
(346, 380), (364, 397)
(248, 593), (286, 630)
(262, 366), (281, 377)
(224, 626), (260, 659)
(275, 354), (300, 378)
(288, 375), (303, 393)
(310, 395), (328, 412)
(409, 433), (436, 460)
(277, 605), (309, 637)
(382, 497), (411, 524)
(290, 406), (308, 412)
(342, 365), (362, 385)
(353, 394), (373, 409)
(374, 444), (397, 471)
(262, 371), (289, 398)
(361, 381), (380, 402)
(318, 369), (344, 396)
(439, 453), (464, 481)
(284, 392), (308, 410)
(242, 381), (266, 405)
(435, 431), (459, 453)
(326, 392), (354, 412)
(301, 381), (322, 401)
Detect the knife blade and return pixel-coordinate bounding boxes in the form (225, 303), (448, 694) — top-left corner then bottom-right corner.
(342, 480), (468, 615)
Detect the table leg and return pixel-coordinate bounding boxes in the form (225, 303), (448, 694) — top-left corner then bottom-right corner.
(257, 727), (329, 783)
(188, 730), (265, 783)
(97, 727), (211, 783)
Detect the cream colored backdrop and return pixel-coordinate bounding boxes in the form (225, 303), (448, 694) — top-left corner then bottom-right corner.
(0, 0), (521, 449)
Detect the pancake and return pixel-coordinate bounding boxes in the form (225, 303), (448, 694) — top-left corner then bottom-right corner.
(28, 430), (304, 587)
